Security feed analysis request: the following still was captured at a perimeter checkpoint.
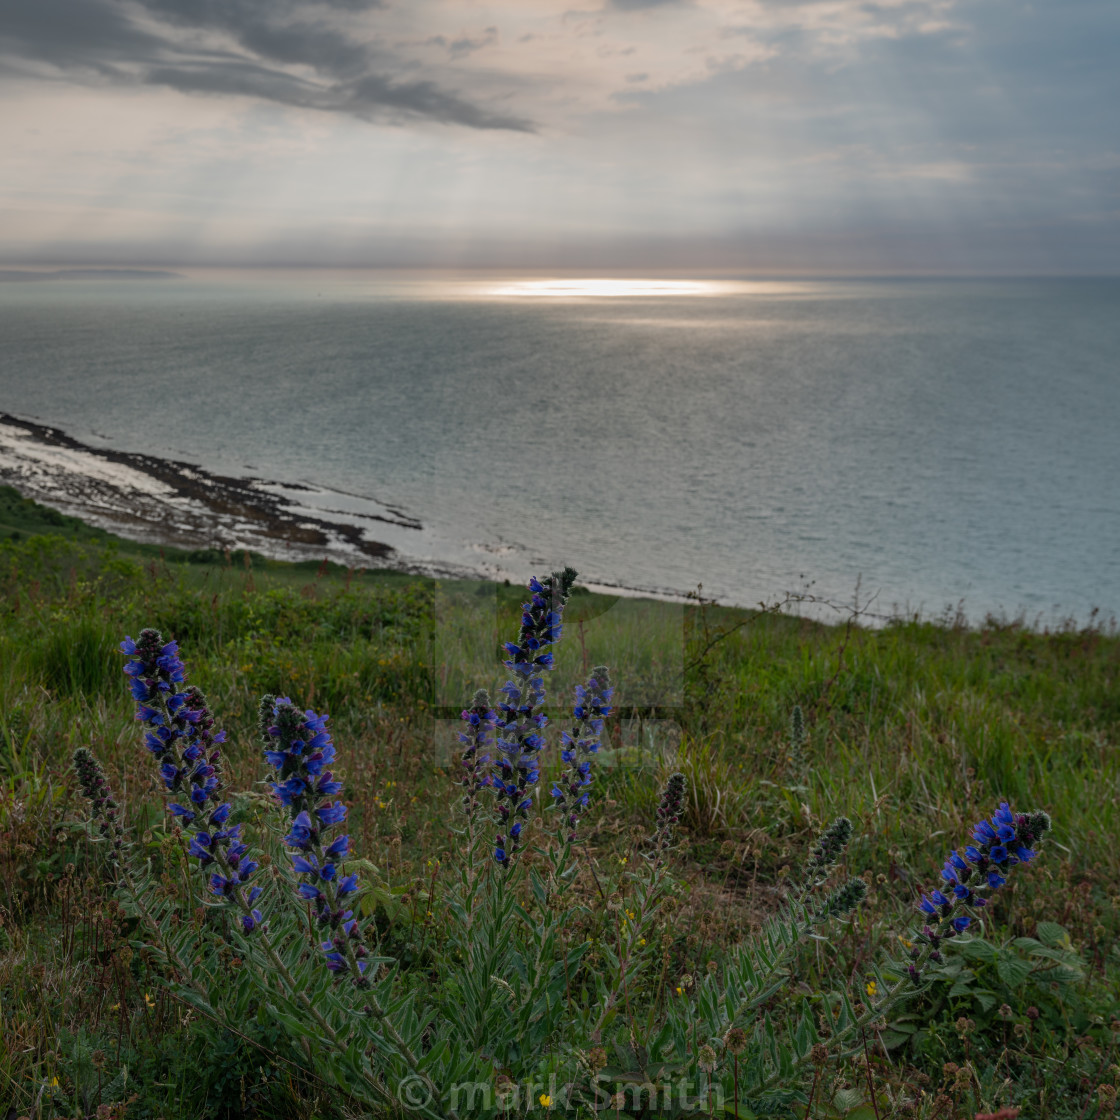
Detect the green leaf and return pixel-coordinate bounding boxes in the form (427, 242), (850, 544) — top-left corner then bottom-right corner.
(972, 989), (999, 1012)
(833, 1088), (864, 1111)
(719, 1104), (757, 1118)
(1035, 921), (1069, 948)
(844, 1106), (880, 1120)
(879, 1030), (914, 1051)
(957, 939), (999, 964)
(1028, 946), (1082, 966)
(995, 954), (1032, 990)
(1040, 964), (1084, 984)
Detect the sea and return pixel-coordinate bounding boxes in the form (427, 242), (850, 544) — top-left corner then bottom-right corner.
(1, 271), (1118, 624)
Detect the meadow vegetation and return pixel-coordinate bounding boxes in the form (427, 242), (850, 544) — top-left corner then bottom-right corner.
(0, 485), (1117, 1119)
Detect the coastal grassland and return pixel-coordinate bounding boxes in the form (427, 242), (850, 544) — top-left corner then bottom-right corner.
(0, 509), (1118, 1118)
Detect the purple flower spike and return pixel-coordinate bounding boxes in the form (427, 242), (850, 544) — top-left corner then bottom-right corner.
(485, 568), (578, 867)
(121, 629), (265, 935)
(909, 800), (1051, 983)
(553, 666), (612, 844)
(260, 695), (369, 983)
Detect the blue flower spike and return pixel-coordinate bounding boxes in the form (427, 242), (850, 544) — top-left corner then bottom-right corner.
(488, 568), (578, 867)
(458, 689), (495, 821)
(911, 800), (1051, 982)
(260, 695), (371, 984)
(120, 629), (265, 933)
(552, 666), (613, 843)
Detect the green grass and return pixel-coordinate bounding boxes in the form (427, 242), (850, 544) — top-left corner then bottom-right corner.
(1, 493), (1117, 1118)
(0, 483), (121, 546)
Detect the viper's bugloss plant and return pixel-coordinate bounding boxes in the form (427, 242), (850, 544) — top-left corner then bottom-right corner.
(59, 573), (1059, 1120)
(906, 801), (1052, 981)
(120, 629), (266, 927)
(73, 747), (124, 862)
(649, 770), (686, 860)
(552, 665), (612, 841)
(458, 687), (495, 823)
(490, 566), (577, 867)
(787, 702), (808, 782)
(799, 815), (853, 893)
(261, 695), (370, 981)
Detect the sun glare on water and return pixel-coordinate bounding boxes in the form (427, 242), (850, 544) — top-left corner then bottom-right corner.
(485, 278), (722, 298)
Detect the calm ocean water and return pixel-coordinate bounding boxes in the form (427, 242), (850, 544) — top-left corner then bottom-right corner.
(1, 272), (1118, 621)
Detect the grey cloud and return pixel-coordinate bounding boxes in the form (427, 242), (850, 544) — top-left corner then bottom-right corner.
(606, 0), (690, 9)
(142, 61), (530, 130)
(0, 0), (533, 130)
(0, 0), (163, 70)
(134, 0), (374, 78)
(606, 0), (1119, 249)
(424, 27), (499, 59)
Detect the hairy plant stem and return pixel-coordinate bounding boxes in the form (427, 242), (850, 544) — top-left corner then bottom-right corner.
(592, 860), (666, 1038)
(292, 836), (450, 1116)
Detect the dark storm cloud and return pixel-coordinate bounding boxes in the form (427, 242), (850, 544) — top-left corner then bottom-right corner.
(132, 0), (374, 76)
(0, 0), (533, 131)
(0, 0), (163, 71)
(138, 61), (528, 130)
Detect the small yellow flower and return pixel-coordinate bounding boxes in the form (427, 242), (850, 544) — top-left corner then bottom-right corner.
(639, 938), (646, 946)
(618, 857), (628, 866)
(675, 986), (683, 995)
(865, 981), (877, 998)
(539, 1094), (552, 1108)
(49, 1076), (60, 1087)
(145, 992), (156, 1009)
(626, 909), (635, 920)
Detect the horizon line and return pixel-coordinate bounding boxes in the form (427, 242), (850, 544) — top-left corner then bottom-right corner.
(2, 261), (1119, 281)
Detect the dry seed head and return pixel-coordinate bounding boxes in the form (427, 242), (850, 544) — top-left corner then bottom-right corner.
(724, 1027), (747, 1055)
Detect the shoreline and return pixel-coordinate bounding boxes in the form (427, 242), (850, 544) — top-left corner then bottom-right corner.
(4, 411), (1111, 631)
(0, 410), (427, 570)
(0, 411), (697, 603)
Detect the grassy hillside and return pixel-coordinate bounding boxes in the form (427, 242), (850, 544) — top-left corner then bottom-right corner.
(1, 494), (1117, 1118)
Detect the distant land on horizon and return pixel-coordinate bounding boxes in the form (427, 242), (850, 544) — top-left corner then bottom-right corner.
(0, 268), (182, 283)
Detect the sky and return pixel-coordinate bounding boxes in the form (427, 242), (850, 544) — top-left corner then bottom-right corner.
(0, 0), (1117, 273)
